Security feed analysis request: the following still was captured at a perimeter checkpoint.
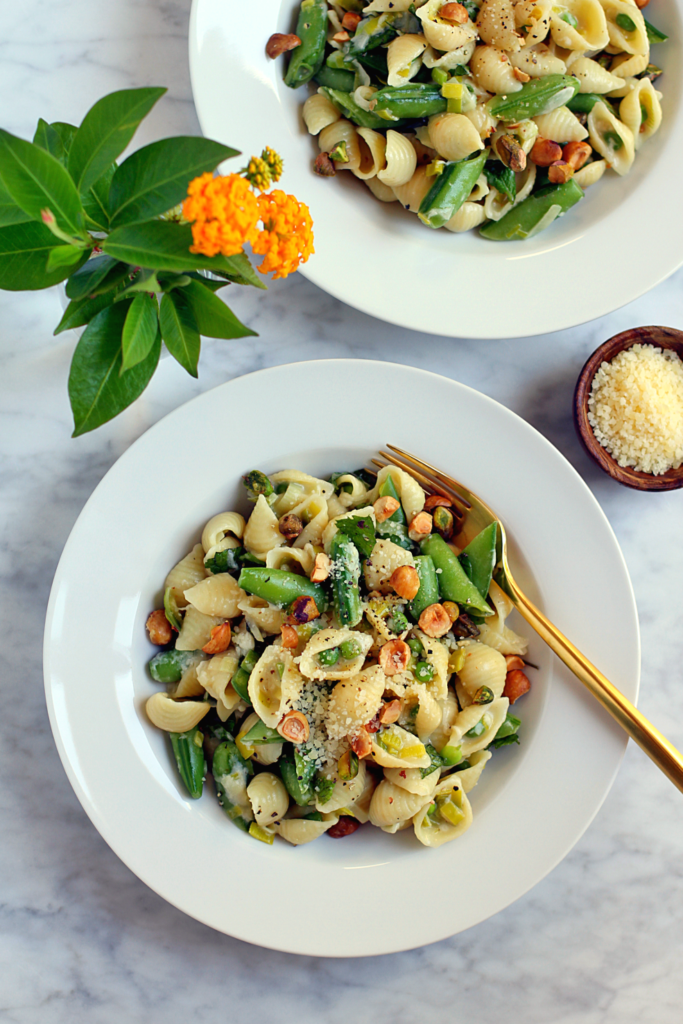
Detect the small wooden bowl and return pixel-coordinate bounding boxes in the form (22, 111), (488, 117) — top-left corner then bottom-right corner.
(573, 326), (683, 491)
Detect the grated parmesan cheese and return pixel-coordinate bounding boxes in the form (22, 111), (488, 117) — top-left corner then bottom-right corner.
(587, 344), (683, 475)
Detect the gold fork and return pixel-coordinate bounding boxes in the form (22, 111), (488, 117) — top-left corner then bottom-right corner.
(376, 444), (683, 793)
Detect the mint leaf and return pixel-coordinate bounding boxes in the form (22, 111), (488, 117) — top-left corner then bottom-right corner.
(335, 514), (376, 558)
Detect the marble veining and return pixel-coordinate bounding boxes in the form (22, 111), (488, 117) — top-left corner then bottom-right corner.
(1, 1), (683, 1020)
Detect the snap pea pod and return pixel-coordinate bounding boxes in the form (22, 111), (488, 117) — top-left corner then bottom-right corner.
(644, 18), (668, 44)
(284, 0), (328, 88)
(488, 74), (580, 122)
(420, 534), (493, 616)
(460, 522), (498, 602)
(376, 473), (412, 550)
(212, 740), (254, 831)
(330, 531), (362, 627)
(163, 586), (182, 630)
(567, 92), (604, 114)
(238, 567), (327, 610)
(489, 712), (521, 749)
(409, 555), (439, 619)
(169, 727), (206, 799)
(318, 87), (406, 129)
(242, 719), (282, 744)
(346, 14), (397, 58)
(230, 649), (257, 704)
(418, 151), (487, 228)
(314, 65), (355, 92)
(280, 746), (316, 805)
(372, 83), (447, 120)
(480, 179), (583, 240)
(148, 648), (203, 684)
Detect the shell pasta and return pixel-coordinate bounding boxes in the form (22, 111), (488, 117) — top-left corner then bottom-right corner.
(273, 0), (666, 242)
(144, 463), (532, 848)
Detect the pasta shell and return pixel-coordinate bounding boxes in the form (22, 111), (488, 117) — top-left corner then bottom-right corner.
(269, 471), (334, 498)
(201, 511), (245, 554)
(366, 465), (426, 522)
(377, 130), (418, 188)
(600, 0), (648, 55)
(266, 543), (317, 575)
(428, 112), (484, 162)
(509, 43), (567, 78)
(387, 33), (428, 87)
(549, 0), (609, 50)
(477, 0), (523, 52)
(354, 128), (387, 180)
(368, 780), (430, 828)
(145, 692), (209, 732)
(243, 494), (286, 560)
(422, 39), (477, 69)
(366, 177), (398, 202)
(620, 78), (662, 149)
(444, 201), (487, 233)
(196, 652), (240, 719)
(303, 92), (342, 135)
(573, 158), (607, 187)
(449, 696), (509, 756)
(171, 659), (206, 699)
(456, 640), (507, 699)
(237, 594), (285, 637)
(326, 664), (386, 739)
(370, 724), (430, 769)
(429, 691), (460, 752)
(402, 683), (443, 742)
(319, 119), (362, 173)
(476, 580), (529, 655)
(470, 45), (522, 95)
(534, 105), (588, 142)
(588, 100), (635, 174)
(363, 539), (415, 594)
(184, 571), (245, 618)
(413, 774), (473, 847)
(414, 630), (450, 700)
(316, 759), (368, 813)
(247, 772), (289, 825)
(417, 0), (478, 52)
(392, 166), (432, 212)
(175, 606), (222, 651)
(385, 764), (441, 797)
(514, 0), (553, 46)
(247, 647), (305, 728)
(164, 543), (207, 608)
(274, 815), (339, 845)
(238, 711), (283, 765)
(457, 749), (492, 793)
(568, 56), (625, 94)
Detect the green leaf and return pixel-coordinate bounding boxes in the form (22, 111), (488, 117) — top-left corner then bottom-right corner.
(183, 279), (255, 339)
(47, 244), (85, 272)
(82, 162), (116, 231)
(0, 177), (31, 227)
(50, 122), (77, 159)
(102, 219), (258, 276)
(68, 301), (161, 436)
(334, 514), (376, 558)
(109, 136), (239, 227)
(66, 254), (120, 299)
(0, 221), (87, 290)
(185, 271), (227, 293)
(121, 292), (159, 372)
(0, 129), (86, 236)
(158, 273), (192, 292)
(113, 267), (161, 300)
(211, 251), (266, 289)
(159, 289), (200, 376)
(54, 290), (119, 334)
(33, 118), (67, 164)
(68, 87), (166, 194)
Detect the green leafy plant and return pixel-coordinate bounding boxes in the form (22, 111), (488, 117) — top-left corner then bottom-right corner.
(0, 87), (286, 436)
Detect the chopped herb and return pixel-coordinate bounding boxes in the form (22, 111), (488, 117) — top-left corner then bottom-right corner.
(335, 514), (376, 558)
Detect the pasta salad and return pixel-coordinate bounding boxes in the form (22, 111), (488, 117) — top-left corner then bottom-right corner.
(268, 0), (666, 240)
(145, 464), (533, 848)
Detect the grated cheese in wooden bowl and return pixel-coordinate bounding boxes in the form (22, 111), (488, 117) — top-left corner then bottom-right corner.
(587, 344), (683, 475)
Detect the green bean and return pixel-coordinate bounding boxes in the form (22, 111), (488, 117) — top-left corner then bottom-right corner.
(346, 14), (397, 58)
(279, 747), (316, 805)
(284, 0), (328, 88)
(372, 83), (447, 120)
(212, 740), (254, 831)
(314, 65), (355, 92)
(242, 719), (282, 744)
(644, 18), (667, 44)
(418, 152), (487, 229)
(488, 74), (580, 122)
(567, 93), (604, 114)
(230, 649), (257, 704)
(319, 87), (405, 129)
(330, 532), (362, 627)
(409, 554), (439, 619)
(148, 648), (202, 684)
(169, 727), (206, 799)
(419, 534), (492, 616)
(460, 522), (498, 601)
(479, 179), (584, 241)
(238, 567), (326, 610)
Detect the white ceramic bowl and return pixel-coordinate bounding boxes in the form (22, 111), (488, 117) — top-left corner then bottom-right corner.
(43, 360), (639, 955)
(189, 0), (683, 338)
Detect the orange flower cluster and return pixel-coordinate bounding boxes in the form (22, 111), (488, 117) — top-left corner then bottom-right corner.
(183, 173), (259, 257)
(183, 168), (313, 279)
(253, 190), (315, 280)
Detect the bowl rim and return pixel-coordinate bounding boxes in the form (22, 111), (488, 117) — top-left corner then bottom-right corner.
(573, 326), (683, 492)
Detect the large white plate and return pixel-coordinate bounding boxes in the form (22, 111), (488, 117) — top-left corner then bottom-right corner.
(44, 361), (639, 956)
(189, 0), (683, 339)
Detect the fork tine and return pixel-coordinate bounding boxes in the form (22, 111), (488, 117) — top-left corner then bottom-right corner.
(381, 447), (472, 511)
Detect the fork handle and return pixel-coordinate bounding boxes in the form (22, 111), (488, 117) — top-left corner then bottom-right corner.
(508, 576), (683, 793)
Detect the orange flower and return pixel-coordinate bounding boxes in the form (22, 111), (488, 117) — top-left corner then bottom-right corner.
(183, 173), (259, 257)
(252, 190), (314, 280)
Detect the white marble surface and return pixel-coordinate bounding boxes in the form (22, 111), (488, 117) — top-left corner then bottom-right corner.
(2, 1), (683, 1019)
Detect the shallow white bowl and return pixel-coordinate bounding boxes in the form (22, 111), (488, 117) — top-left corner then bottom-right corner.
(44, 360), (639, 955)
(189, 0), (683, 338)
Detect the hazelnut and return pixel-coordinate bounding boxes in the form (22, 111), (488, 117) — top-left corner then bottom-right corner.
(310, 551), (331, 583)
(146, 609), (173, 645)
(503, 669), (531, 704)
(265, 33), (301, 59)
(530, 138), (563, 167)
(563, 140), (592, 171)
(389, 564), (420, 600)
(373, 495), (400, 522)
(280, 624), (299, 649)
(408, 511), (433, 542)
(379, 639), (411, 675)
(378, 699), (402, 725)
(418, 603), (452, 638)
(439, 2), (469, 23)
(548, 160), (574, 184)
(287, 595), (320, 624)
(202, 621), (232, 654)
